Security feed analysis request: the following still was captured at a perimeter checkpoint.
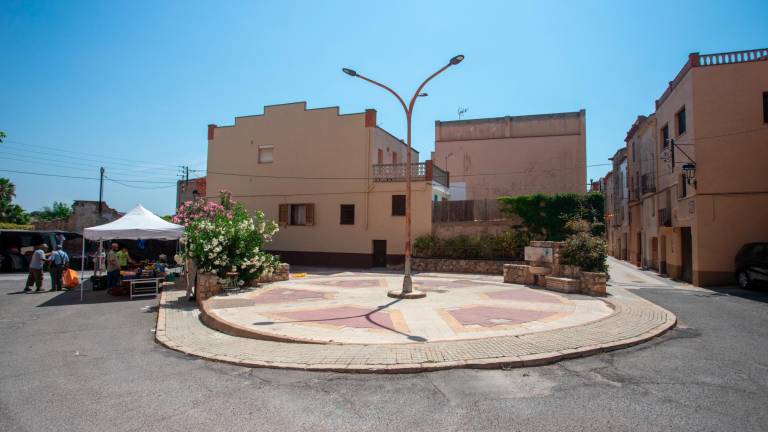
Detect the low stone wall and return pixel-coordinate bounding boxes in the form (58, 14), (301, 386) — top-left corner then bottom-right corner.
(412, 257), (519, 274)
(195, 272), (221, 304)
(580, 271), (607, 296)
(503, 264), (535, 285)
(195, 263), (291, 305)
(503, 263), (607, 297)
(247, 263), (290, 285)
(544, 276), (580, 293)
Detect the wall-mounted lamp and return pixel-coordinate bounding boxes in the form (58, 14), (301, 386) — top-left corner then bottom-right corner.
(682, 162), (696, 185)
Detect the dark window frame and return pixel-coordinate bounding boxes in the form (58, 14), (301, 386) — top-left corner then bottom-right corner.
(661, 124), (670, 148)
(676, 106), (687, 136)
(391, 195), (406, 216)
(763, 91), (768, 124)
(340, 204), (355, 225)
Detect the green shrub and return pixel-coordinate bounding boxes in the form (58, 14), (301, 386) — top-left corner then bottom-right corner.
(413, 234), (441, 258)
(498, 192), (604, 241)
(560, 232), (608, 273)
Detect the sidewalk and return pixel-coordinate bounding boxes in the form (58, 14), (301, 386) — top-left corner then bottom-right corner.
(155, 280), (676, 373)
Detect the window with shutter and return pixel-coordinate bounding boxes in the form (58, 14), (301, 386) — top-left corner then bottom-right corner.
(392, 195), (406, 216)
(305, 203), (315, 225)
(340, 204), (355, 225)
(278, 204), (289, 225)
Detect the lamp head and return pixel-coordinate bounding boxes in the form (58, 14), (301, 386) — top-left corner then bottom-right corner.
(342, 68), (357, 77)
(418, 93), (428, 97)
(449, 54), (465, 65)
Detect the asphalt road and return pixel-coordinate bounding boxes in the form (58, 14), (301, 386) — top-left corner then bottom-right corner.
(1, 261), (767, 432)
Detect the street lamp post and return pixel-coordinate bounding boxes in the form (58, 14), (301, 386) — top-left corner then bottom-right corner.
(343, 54), (464, 298)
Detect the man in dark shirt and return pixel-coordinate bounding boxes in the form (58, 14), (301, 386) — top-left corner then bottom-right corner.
(48, 245), (69, 292)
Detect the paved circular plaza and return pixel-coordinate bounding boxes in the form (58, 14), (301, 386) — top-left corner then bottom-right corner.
(201, 275), (613, 344)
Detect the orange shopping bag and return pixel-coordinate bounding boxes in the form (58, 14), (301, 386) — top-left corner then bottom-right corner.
(63, 268), (80, 289)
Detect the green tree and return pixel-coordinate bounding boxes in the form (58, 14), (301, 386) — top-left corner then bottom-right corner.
(0, 131), (6, 143)
(30, 201), (73, 221)
(0, 178), (30, 224)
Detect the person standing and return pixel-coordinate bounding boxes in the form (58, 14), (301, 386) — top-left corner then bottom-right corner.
(116, 247), (132, 269)
(48, 245), (69, 292)
(24, 244), (48, 293)
(106, 243), (121, 290)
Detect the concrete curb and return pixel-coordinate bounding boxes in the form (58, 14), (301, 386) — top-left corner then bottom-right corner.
(154, 289), (677, 374)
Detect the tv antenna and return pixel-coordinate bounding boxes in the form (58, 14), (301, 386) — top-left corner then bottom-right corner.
(458, 107), (468, 119)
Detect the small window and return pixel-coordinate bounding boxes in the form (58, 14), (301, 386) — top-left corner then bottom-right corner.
(377, 149), (383, 164)
(392, 152), (398, 164)
(340, 204), (355, 225)
(661, 124), (670, 148)
(679, 174), (688, 198)
(676, 107), (687, 136)
(631, 142), (636, 162)
(763, 91), (768, 123)
(279, 203), (314, 226)
(392, 195), (406, 216)
(258, 146), (273, 164)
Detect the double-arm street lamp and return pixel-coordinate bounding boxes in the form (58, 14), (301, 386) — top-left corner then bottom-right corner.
(343, 54), (464, 298)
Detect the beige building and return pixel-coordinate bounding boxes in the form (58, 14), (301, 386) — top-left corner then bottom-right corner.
(605, 148), (628, 260)
(625, 114), (659, 269)
(605, 48), (768, 286)
(433, 111), (587, 200)
(206, 102), (449, 268)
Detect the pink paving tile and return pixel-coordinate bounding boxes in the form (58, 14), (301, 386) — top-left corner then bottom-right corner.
(309, 279), (382, 288)
(249, 288), (326, 304)
(447, 306), (559, 327)
(414, 279), (479, 291)
(485, 289), (563, 304)
(274, 307), (396, 331)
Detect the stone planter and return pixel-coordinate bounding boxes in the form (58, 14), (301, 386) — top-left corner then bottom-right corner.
(580, 271), (607, 296)
(195, 272), (223, 304)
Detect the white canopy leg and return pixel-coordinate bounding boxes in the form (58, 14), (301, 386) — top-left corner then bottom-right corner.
(80, 237), (86, 302)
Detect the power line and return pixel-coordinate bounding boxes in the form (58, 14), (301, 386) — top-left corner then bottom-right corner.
(3, 139), (186, 170)
(105, 176), (177, 190)
(0, 147), (181, 179)
(0, 168), (100, 181)
(0, 168), (176, 184)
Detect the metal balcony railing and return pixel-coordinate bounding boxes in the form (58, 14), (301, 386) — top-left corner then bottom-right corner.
(658, 208), (671, 227)
(641, 173), (656, 195)
(372, 160), (449, 188)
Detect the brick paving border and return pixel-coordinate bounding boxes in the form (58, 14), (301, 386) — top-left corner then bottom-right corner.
(155, 286), (676, 373)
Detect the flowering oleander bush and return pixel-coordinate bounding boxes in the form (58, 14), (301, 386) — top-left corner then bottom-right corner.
(178, 191), (280, 282)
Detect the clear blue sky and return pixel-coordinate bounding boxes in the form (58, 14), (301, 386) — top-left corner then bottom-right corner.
(2, 0), (766, 216)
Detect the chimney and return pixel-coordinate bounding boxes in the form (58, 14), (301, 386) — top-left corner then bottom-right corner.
(364, 109), (377, 128)
(207, 124), (217, 140)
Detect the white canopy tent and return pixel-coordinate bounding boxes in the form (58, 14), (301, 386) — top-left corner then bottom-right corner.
(80, 204), (184, 300)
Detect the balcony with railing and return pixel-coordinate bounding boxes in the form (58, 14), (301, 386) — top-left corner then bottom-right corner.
(372, 160), (449, 188)
(641, 173), (656, 195)
(658, 208), (671, 227)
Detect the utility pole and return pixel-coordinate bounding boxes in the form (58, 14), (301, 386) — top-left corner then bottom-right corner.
(98, 167), (105, 214)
